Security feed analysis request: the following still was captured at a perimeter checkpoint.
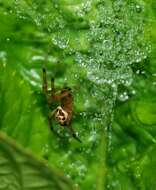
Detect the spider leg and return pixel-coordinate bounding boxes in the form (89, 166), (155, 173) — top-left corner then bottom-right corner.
(51, 77), (55, 95)
(48, 117), (62, 138)
(68, 126), (82, 143)
(48, 117), (54, 131)
(42, 68), (48, 95)
(48, 109), (63, 139)
(49, 78), (61, 102)
(42, 68), (55, 105)
(48, 109), (57, 118)
(72, 133), (82, 143)
(48, 109), (57, 130)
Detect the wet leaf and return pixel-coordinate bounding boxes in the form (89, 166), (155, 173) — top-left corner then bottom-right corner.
(0, 131), (74, 190)
(0, 0), (156, 189)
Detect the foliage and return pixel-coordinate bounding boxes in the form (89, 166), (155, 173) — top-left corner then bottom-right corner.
(0, 0), (156, 189)
(0, 132), (74, 190)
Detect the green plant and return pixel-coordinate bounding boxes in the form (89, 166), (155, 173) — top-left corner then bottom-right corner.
(0, 0), (156, 189)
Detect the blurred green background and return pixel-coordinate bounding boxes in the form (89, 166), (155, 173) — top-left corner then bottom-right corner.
(0, 0), (156, 189)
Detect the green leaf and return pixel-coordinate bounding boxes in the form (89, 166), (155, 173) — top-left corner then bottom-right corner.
(0, 0), (156, 189)
(0, 131), (74, 190)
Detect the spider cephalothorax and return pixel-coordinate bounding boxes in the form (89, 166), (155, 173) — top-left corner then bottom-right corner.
(42, 68), (81, 142)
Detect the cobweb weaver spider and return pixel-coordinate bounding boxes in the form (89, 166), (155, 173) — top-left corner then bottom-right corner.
(42, 68), (81, 143)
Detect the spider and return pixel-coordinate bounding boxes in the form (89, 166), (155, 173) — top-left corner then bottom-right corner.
(42, 68), (81, 143)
